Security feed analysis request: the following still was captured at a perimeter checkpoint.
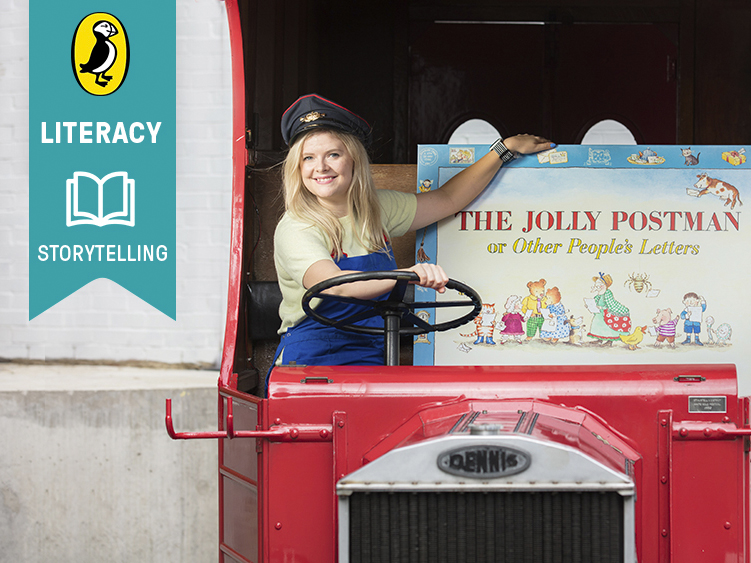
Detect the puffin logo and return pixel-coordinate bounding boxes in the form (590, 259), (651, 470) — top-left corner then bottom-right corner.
(71, 13), (129, 96)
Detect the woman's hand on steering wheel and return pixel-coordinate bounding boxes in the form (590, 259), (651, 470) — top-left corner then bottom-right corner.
(401, 263), (449, 293)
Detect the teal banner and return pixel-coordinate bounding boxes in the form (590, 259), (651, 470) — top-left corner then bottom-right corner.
(29, 1), (176, 320)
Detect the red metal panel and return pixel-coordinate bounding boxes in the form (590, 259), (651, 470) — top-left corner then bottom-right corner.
(671, 439), (745, 562)
(219, 395), (261, 563)
(252, 364), (746, 563)
(222, 398), (260, 482)
(332, 411), (348, 563)
(221, 475), (258, 560)
(218, 0), (247, 389)
(658, 409), (673, 563)
(267, 441), (336, 562)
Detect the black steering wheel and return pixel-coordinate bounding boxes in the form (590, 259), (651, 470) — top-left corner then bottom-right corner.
(301, 270), (482, 365)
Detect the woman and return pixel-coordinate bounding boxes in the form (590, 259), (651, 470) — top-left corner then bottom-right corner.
(272, 93), (554, 372)
(587, 273), (632, 345)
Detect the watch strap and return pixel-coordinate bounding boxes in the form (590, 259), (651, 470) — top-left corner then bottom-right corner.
(490, 138), (514, 163)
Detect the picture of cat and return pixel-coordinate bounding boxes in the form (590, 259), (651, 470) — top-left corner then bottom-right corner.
(461, 303), (498, 345)
(681, 147), (700, 166)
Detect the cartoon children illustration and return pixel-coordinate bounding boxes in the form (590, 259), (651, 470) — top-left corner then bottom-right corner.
(652, 308), (680, 348)
(680, 292), (707, 345)
(540, 286), (569, 343)
(500, 295), (525, 344)
(586, 273), (631, 346)
(521, 279), (547, 341)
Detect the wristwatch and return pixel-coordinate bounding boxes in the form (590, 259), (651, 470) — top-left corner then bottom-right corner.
(490, 138), (515, 163)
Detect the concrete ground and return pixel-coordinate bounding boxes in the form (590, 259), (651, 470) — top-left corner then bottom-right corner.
(0, 362), (220, 563)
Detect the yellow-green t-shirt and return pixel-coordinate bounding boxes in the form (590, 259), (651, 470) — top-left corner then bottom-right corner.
(273, 189), (417, 333)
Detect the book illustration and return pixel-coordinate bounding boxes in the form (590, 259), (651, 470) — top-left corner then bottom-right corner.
(681, 147), (701, 166)
(619, 325), (647, 350)
(627, 148), (666, 165)
(66, 171), (135, 227)
(583, 297), (599, 314)
(722, 148), (746, 166)
(413, 144), (749, 369)
(447, 274), (732, 354)
(414, 310), (432, 344)
(537, 149), (569, 165)
(585, 148), (612, 166)
(418, 147), (439, 166)
(624, 272), (653, 294)
(449, 147), (475, 164)
(687, 173), (743, 209)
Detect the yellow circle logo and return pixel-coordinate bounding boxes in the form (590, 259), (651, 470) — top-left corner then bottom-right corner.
(71, 13), (129, 96)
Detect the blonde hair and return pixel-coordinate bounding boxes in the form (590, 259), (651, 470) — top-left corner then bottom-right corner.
(281, 128), (386, 259)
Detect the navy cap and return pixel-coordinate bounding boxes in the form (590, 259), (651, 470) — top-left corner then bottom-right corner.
(281, 93), (372, 147)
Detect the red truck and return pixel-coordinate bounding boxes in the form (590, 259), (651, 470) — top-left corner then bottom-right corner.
(166, 2), (750, 561)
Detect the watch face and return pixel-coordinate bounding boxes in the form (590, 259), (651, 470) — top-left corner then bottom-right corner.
(491, 139), (504, 155)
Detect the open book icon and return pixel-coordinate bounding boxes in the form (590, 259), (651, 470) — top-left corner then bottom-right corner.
(66, 171), (135, 227)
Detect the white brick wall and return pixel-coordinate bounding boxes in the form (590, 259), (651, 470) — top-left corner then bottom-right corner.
(0, 0), (234, 366)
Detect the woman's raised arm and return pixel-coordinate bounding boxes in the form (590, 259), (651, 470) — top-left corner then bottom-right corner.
(409, 134), (554, 231)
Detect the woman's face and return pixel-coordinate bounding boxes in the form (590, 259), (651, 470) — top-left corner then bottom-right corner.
(299, 131), (354, 215)
(591, 278), (606, 294)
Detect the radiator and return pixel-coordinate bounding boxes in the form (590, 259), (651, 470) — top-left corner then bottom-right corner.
(348, 490), (623, 563)
(337, 433), (636, 563)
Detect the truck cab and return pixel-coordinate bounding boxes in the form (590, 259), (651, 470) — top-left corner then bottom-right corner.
(167, 2), (751, 561)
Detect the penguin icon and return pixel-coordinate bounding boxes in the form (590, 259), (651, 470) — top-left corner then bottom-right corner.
(79, 20), (119, 87)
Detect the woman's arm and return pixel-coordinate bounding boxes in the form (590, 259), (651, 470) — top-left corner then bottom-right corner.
(303, 259), (449, 299)
(409, 134), (554, 231)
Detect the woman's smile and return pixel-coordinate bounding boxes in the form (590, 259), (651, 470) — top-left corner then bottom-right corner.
(300, 131), (354, 214)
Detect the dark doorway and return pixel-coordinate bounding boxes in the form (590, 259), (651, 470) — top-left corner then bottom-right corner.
(409, 21), (678, 160)
(239, 1), (750, 163)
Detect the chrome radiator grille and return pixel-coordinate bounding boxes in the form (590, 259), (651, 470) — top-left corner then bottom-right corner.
(348, 490), (624, 563)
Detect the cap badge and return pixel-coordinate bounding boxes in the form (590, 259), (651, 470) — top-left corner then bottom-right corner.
(300, 111), (326, 123)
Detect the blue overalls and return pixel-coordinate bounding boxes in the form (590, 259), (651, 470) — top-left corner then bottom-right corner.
(266, 247), (397, 389)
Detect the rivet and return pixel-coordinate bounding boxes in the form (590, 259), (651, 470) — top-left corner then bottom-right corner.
(275, 522), (282, 530)
(320, 429), (329, 438)
(662, 529), (669, 537)
(660, 419), (668, 426)
(725, 522), (732, 530)
(679, 428), (689, 437)
(338, 420), (345, 428)
(704, 428), (713, 437)
(274, 418), (282, 425)
(289, 428), (299, 439)
(661, 476), (668, 484)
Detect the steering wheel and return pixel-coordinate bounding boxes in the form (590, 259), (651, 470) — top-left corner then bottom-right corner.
(301, 270), (482, 365)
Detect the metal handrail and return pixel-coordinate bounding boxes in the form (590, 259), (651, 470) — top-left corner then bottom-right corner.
(165, 396), (333, 441)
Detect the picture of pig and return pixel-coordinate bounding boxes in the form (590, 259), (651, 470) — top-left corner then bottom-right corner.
(652, 308), (680, 348)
